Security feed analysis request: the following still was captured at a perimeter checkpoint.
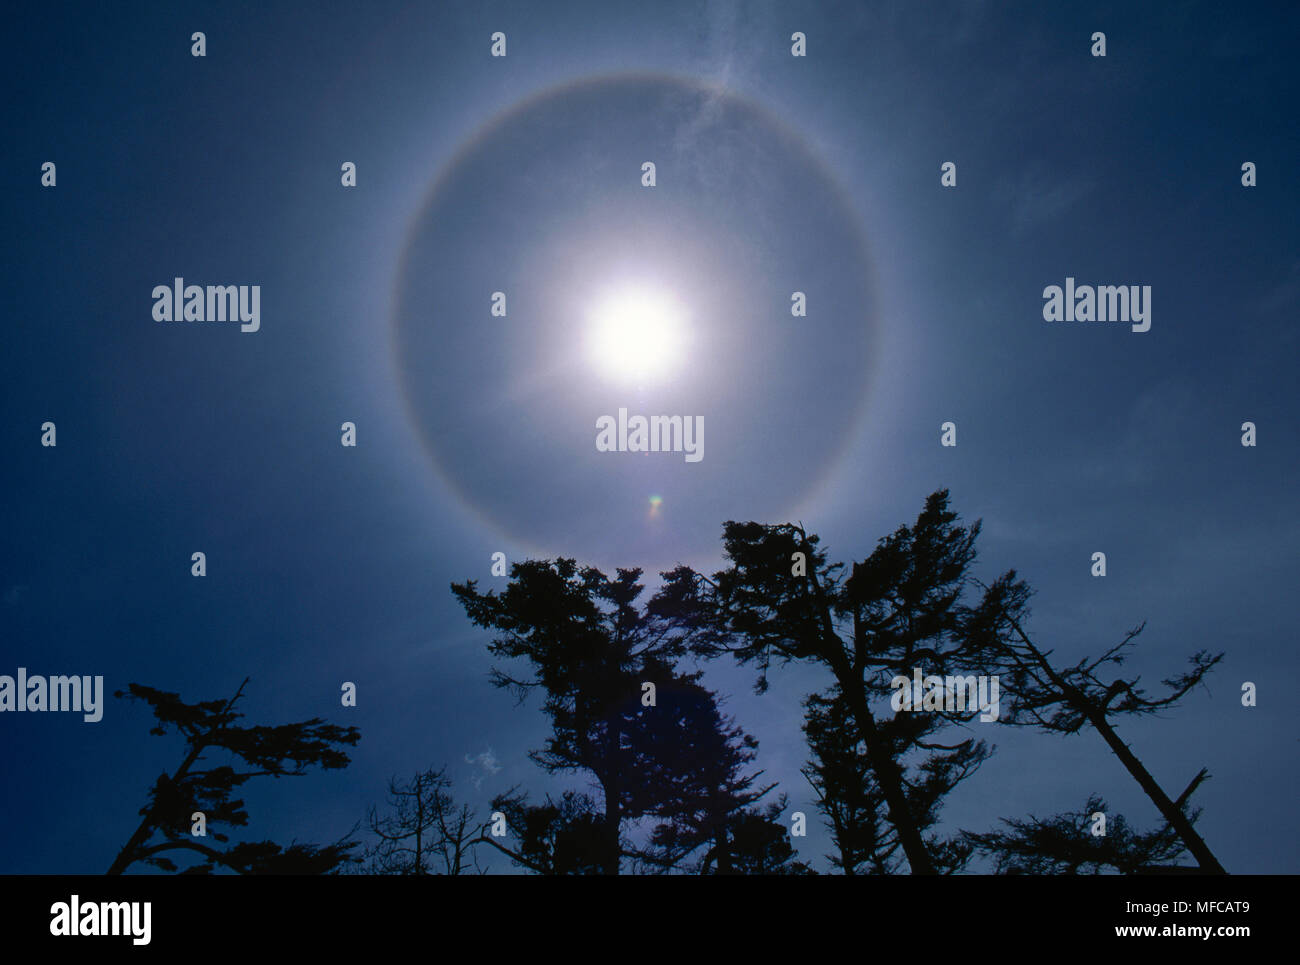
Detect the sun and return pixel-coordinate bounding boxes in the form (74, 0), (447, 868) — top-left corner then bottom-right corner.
(585, 285), (689, 384)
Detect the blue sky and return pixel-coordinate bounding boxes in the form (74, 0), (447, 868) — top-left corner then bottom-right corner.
(2, 0), (1297, 873)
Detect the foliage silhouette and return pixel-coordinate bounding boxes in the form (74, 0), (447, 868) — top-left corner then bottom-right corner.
(107, 678), (360, 875)
(453, 560), (783, 874)
(655, 490), (1000, 874)
(802, 687), (893, 874)
(963, 793), (1198, 874)
(482, 788), (612, 875)
(449, 490), (1230, 876)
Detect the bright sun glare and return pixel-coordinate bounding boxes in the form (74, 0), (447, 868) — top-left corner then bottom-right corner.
(585, 286), (689, 383)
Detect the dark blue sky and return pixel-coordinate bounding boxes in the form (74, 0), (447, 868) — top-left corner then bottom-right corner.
(3, 1), (1297, 873)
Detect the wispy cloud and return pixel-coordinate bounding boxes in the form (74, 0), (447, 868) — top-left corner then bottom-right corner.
(464, 748), (502, 789)
(994, 163), (1094, 237)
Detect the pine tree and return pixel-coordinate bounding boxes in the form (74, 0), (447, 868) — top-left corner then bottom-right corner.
(107, 678), (360, 874)
(655, 490), (996, 874)
(452, 559), (787, 874)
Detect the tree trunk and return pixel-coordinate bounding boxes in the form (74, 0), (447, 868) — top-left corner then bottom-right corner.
(1005, 622), (1227, 875)
(601, 715), (622, 875)
(840, 675), (937, 875)
(805, 545), (936, 875)
(1085, 709), (1226, 874)
(107, 742), (205, 875)
(107, 679), (246, 875)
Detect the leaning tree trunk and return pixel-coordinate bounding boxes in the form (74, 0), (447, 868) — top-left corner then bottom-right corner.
(1083, 706), (1227, 874)
(1007, 622), (1227, 875)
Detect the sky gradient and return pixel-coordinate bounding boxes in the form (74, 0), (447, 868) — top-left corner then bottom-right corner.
(2, 0), (1297, 873)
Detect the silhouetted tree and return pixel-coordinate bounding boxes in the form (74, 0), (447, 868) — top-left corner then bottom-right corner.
(366, 766), (481, 875)
(483, 789), (610, 875)
(107, 678), (361, 875)
(963, 792), (1197, 874)
(802, 687), (893, 874)
(453, 561), (681, 873)
(963, 573), (1227, 873)
(656, 490), (999, 874)
(702, 797), (816, 875)
(631, 662), (781, 873)
(452, 560), (783, 874)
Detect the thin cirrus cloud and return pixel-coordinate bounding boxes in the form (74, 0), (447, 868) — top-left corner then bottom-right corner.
(995, 164), (1096, 238)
